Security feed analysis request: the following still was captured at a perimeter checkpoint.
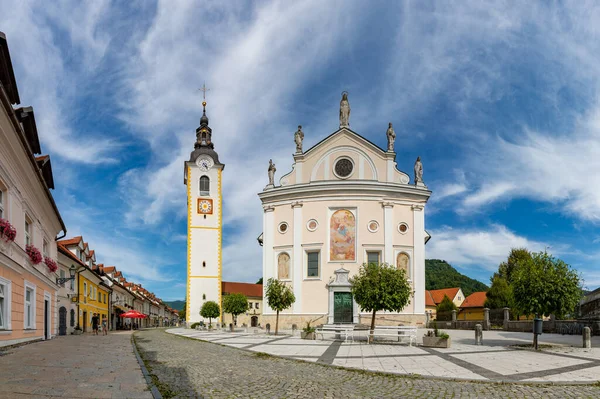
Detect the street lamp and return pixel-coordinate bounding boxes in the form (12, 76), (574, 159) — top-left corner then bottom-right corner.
(57, 265), (76, 285)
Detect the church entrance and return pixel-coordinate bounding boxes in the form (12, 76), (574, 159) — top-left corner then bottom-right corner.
(333, 292), (353, 324)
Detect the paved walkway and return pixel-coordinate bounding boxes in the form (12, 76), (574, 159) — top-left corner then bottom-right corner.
(167, 327), (600, 383)
(0, 331), (153, 399)
(134, 328), (600, 398)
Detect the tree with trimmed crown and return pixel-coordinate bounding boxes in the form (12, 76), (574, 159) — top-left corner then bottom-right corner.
(350, 262), (412, 343)
(265, 278), (296, 335)
(436, 294), (458, 313)
(200, 301), (220, 328)
(222, 293), (248, 328)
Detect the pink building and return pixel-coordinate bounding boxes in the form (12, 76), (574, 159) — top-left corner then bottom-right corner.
(0, 32), (67, 346)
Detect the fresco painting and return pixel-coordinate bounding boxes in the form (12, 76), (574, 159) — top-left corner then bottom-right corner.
(330, 209), (356, 261)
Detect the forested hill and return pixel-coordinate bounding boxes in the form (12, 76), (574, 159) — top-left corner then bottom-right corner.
(164, 300), (185, 311)
(426, 259), (489, 297)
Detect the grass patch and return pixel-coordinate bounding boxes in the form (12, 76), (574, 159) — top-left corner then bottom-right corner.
(253, 351), (274, 359)
(510, 343), (556, 350)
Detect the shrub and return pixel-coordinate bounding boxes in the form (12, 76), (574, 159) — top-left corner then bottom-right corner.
(190, 322), (200, 329)
(303, 321), (316, 334)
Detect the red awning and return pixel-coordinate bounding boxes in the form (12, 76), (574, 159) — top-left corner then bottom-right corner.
(119, 310), (147, 319)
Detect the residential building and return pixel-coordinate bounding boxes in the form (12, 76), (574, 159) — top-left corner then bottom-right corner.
(425, 290), (437, 320)
(428, 288), (465, 308)
(459, 291), (487, 320)
(221, 282), (263, 327)
(580, 287), (600, 320)
(0, 32), (67, 347)
(257, 93), (431, 328)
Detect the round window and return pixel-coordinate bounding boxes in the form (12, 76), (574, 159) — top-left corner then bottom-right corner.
(307, 219), (318, 232)
(398, 223), (409, 234)
(334, 158), (354, 178)
(367, 220), (379, 233)
(278, 222), (289, 234)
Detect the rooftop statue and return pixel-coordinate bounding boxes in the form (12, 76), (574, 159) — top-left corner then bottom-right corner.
(294, 125), (304, 154)
(339, 91), (350, 128)
(268, 159), (276, 186)
(386, 122), (396, 152)
(414, 156), (423, 185)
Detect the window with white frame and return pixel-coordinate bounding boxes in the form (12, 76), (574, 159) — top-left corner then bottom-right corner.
(255, 302), (259, 309)
(24, 283), (36, 329)
(199, 176), (210, 196)
(59, 269), (66, 287)
(24, 217), (32, 246)
(0, 277), (11, 330)
(43, 239), (49, 257)
(366, 251), (381, 265)
(307, 251), (320, 278)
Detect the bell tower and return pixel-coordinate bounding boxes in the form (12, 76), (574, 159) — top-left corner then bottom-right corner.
(184, 99), (224, 325)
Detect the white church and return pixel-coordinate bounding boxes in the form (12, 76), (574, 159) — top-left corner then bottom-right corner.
(185, 93), (431, 327)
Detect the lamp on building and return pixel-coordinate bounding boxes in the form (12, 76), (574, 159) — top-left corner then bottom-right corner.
(57, 265), (76, 285)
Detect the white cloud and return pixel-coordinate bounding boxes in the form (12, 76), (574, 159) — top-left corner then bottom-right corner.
(426, 225), (546, 272)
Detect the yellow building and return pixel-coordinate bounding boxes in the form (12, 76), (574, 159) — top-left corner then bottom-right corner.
(458, 291), (487, 321)
(58, 237), (111, 332)
(221, 282), (263, 327)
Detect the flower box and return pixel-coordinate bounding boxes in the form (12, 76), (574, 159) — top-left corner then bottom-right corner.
(0, 218), (17, 243)
(25, 244), (43, 265)
(422, 336), (451, 348)
(44, 257), (58, 273)
(301, 331), (316, 340)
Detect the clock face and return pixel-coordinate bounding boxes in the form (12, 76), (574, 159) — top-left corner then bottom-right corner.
(196, 156), (214, 171)
(197, 199), (213, 214)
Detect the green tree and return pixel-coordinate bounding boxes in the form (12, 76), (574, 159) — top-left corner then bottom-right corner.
(496, 248), (532, 285)
(222, 293), (248, 327)
(179, 301), (186, 321)
(485, 276), (512, 309)
(265, 278), (296, 335)
(512, 252), (582, 319)
(350, 263), (412, 343)
(200, 301), (220, 327)
(256, 277), (263, 285)
(436, 294), (457, 312)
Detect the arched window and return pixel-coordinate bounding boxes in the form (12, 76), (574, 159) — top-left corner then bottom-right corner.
(199, 176), (210, 196)
(396, 252), (410, 279)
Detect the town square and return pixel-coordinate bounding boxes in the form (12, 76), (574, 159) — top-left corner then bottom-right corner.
(1, 1), (600, 398)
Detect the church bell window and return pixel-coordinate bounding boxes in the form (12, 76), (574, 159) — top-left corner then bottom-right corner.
(199, 176), (210, 196)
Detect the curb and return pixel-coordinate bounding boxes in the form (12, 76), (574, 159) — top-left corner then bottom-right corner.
(131, 332), (163, 399)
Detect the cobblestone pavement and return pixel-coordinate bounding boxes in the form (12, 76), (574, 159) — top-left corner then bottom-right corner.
(0, 330), (153, 399)
(134, 329), (600, 399)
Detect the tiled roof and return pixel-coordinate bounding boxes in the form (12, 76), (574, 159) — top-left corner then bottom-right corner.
(103, 266), (116, 273)
(222, 282), (263, 298)
(425, 290), (436, 307)
(461, 292), (488, 308)
(58, 236), (83, 246)
(429, 288), (460, 304)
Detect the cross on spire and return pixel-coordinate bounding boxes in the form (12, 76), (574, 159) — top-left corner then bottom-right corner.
(198, 82), (210, 101)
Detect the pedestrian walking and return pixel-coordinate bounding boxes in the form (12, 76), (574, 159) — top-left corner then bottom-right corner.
(101, 315), (108, 335)
(91, 313), (99, 335)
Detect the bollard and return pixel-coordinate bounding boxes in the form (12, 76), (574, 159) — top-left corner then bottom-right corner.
(266, 323), (271, 334)
(583, 327), (592, 349)
(475, 324), (483, 345)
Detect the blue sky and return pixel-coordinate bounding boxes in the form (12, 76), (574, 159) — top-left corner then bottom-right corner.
(2, 1), (600, 300)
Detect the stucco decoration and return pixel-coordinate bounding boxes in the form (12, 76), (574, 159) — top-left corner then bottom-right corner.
(307, 219), (318, 232)
(330, 209), (356, 261)
(278, 252), (290, 280)
(397, 252), (410, 277)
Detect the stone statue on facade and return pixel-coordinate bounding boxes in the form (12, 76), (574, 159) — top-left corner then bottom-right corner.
(339, 91), (350, 128)
(414, 156), (423, 185)
(268, 159), (276, 186)
(386, 122), (396, 152)
(294, 125), (304, 154)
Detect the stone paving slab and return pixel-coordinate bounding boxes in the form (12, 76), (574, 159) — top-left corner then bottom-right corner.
(168, 327), (600, 383)
(0, 331), (153, 399)
(138, 328), (600, 398)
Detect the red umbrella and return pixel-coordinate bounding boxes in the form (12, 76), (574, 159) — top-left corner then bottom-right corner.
(119, 310), (147, 319)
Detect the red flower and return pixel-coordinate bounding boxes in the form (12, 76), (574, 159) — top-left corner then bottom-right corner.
(0, 218), (17, 243)
(25, 244), (43, 264)
(44, 257), (58, 273)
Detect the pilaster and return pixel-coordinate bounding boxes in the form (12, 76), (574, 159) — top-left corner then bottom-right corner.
(412, 204), (425, 314)
(292, 201), (303, 313)
(263, 205), (275, 314)
(382, 202), (394, 264)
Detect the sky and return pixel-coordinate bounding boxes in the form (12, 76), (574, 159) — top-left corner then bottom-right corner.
(1, 1), (600, 300)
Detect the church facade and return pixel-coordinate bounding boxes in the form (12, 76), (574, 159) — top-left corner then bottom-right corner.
(258, 93), (431, 327)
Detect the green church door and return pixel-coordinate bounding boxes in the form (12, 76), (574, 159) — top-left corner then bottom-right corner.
(334, 292), (353, 324)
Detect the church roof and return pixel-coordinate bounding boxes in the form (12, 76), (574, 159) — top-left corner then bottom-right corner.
(222, 281), (263, 298)
(303, 126), (389, 159)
